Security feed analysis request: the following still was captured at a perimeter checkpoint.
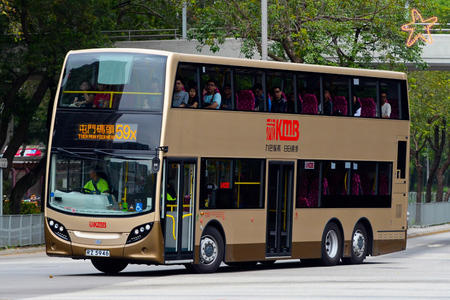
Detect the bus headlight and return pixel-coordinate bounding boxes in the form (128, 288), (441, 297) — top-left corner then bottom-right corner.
(126, 223), (153, 244)
(47, 218), (71, 242)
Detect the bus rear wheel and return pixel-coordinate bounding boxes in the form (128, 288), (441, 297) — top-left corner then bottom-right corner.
(342, 223), (367, 264)
(91, 258), (128, 274)
(321, 222), (342, 266)
(192, 227), (224, 273)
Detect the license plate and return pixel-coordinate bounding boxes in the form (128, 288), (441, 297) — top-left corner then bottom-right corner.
(86, 249), (110, 257)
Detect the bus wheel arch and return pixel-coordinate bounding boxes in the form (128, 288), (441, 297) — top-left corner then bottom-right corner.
(192, 221), (225, 273)
(321, 219), (343, 266)
(343, 218), (373, 264)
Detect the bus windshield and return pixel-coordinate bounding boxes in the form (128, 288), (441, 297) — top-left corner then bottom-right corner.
(58, 52), (167, 111)
(48, 153), (156, 216)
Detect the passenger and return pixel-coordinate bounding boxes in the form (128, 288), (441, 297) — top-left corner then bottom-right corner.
(253, 83), (269, 111)
(203, 79), (221, 109)
(220, 83), (232, 110)
(318, 89), (333, 115)
(167, 183), (177, 201)
(270, 86), (287, 112)
(187, 87), (199, 108)
(72, 81), (95, 108)
(352, 95), (361, 117)
(381, 92), (391, 118)
(84, 169), (110, 194)
(93, 84), (111, 109)
(172, 77), (189, 107)
(166, 183), (177, 211)
(143, 78), (161, 109)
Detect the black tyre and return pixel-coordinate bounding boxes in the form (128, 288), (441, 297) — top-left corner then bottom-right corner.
(192, 226), (224, 273)
(91, 258), (128, 274)
(342, 223), (368, 264)
(321, 222), (342, 266)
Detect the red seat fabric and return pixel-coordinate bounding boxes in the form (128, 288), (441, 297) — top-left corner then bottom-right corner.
(332, 96), (348, 116)
(297, 175), (309, 208)
(302, 94), (318, 114)
(388, 99), (399, 119)
(360, 173), (374, 196)
(237, 90), (255, 111)
(379, 174), (389, 195)
(351, 173), (362, 195)
(361, 98), (376, 117)
(307, 178), (329, 208)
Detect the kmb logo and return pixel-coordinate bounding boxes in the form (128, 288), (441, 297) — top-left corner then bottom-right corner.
(89, 221), (107, 228)
(266, 119), (299, 141)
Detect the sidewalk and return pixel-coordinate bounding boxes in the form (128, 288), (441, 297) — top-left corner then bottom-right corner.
(1, 224), (449, 256)
(407, 223), (450, 238)
(0, 245), (45, 256)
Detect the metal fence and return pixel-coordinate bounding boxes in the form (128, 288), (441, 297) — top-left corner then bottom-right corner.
(102, 29), (180, 41)
(408, 202), (450, 227)
(0, 214), (44, 248)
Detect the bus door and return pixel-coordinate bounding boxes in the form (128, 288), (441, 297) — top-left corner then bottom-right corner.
(266, 161), (294, 257)
(162, 159), (196, 261)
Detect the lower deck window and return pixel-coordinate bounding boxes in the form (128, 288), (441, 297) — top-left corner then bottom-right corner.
(200, 158), (265, 209)
(297, 160), (392, 208)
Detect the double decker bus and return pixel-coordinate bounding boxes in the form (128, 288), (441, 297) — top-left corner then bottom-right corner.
(45, 48), (409, 273)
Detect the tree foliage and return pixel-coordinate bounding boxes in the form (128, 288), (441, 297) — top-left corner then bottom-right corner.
(0, 0), (115, 213)
(112, 0), (181, 30)
(188, 0), (438, 70)
(408, 71), (450, 202)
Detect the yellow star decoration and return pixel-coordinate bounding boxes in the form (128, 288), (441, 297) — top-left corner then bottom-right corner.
(401, 9), (438, 47)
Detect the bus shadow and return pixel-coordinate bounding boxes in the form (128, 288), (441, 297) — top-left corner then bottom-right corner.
(70, 259), (392, 277)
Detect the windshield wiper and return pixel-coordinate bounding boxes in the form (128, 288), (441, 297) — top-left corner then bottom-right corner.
(93, 149), (149, 160)
(57, 148), (99, 161)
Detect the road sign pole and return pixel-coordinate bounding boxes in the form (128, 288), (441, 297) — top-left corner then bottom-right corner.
(0, 169), (3, 215)
(0, 157), (7, 216)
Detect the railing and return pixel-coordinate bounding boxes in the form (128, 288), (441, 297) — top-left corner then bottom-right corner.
(408, 202), (450, 227)
(0, 214), (44, 248)
(102, 29), (180, 41)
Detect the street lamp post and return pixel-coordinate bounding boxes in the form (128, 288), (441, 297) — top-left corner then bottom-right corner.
(261, 0), (267, 60)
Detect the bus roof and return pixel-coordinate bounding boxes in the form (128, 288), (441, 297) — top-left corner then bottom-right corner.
(68, 48), (407, 80)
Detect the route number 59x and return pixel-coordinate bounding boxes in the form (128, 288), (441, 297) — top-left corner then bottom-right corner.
(115, 124), (137, 141)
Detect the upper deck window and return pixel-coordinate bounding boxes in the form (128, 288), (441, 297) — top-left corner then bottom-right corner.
(173, 62), (409, 120)
(58, 52), (167, 112)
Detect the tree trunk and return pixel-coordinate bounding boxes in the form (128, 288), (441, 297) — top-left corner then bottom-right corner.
(426, 124), (446, 202)
(2, 76), (50, 181)
(415, 164), (423, 224)
(436, 171), (444, 202)
(10, 157), (47, 214)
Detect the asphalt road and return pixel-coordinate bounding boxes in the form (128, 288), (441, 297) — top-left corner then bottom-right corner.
(1, 226), (450, 300)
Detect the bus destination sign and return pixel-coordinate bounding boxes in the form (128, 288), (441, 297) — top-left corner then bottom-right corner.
(78, 123), (138, 142)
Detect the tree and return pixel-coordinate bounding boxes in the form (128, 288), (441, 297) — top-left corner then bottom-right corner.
(408, 71), (450, 203)
(112, 0), (181, 30)
(188, 0), (437, 70)
(0, 0), (115, 214)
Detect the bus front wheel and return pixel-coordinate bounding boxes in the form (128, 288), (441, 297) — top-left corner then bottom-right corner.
(192, 227), (224, 273)
(91, 258), (128, 274)
(321, 222), (342, 266)
(342, 223), (367, 264)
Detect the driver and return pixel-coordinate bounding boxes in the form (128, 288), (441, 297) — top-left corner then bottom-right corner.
(84, 169), (110, 194)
